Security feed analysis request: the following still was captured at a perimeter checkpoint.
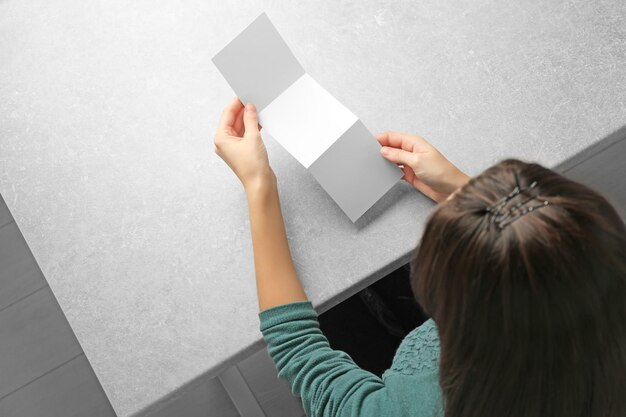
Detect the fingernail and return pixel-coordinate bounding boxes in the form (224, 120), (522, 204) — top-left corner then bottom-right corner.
(245, 102), (256, 113)
(380, 147), (388, 155)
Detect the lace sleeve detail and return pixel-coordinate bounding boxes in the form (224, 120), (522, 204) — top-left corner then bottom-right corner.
(383, 319), (441, 378)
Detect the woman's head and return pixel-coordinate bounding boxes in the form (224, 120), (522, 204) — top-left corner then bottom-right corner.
(412, 159), (626, 417)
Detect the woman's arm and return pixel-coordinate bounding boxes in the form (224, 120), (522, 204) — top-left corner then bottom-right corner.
(214, 98), (451, 416)
(245, 174), (307, 310)
(214, 99), (470, 312)
(214, 101), (390, 415)
(260, 302), (391, 417)
(214, 98), (307, 311)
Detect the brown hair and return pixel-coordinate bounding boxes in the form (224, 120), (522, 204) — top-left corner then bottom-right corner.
(411, 159), (626, 417)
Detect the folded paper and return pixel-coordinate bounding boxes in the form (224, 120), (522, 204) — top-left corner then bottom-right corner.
(258, 73), (358, 168)
(213, 13), (402, 221)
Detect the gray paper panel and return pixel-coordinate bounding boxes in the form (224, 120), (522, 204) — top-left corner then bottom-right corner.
(309, 121), (403, 222)
(212, 13), (305, 111)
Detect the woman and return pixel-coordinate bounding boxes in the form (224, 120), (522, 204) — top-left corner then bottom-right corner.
(213, 98), (626, 417)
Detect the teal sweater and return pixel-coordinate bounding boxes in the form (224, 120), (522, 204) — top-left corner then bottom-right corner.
(259, 301), (444, 417)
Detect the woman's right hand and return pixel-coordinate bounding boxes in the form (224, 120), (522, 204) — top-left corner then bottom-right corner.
(377, 131), (470, 203)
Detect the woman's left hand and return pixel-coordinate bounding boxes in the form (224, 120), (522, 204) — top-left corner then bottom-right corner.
(214, 97), (274, 190)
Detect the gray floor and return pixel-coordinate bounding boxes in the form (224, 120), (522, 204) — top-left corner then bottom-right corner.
(0, 126), (624, 417)
(557, 126), (626, 220)
(143, 348), (305, 417)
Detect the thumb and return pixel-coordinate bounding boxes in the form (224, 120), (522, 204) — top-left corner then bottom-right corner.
(243, 102), (260, 137)
(380, 146), (419, 168)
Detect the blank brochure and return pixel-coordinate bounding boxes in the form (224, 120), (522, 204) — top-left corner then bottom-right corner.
(213, 13), (402, 222)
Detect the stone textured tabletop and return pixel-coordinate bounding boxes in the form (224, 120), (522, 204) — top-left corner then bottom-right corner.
(1, 0), (624, 415)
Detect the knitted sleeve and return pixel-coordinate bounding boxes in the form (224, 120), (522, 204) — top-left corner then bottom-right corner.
(259, 301), (391, 417)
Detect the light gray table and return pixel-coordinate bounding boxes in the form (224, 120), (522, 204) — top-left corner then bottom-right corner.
(1, 0), (624, 415)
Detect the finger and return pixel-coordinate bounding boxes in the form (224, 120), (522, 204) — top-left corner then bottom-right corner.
(400, 164), (416, 183)
(243, 102), (260, 138)
(380, 146), (419, 168)
(376, 131), (430, 152)
(376, 131), (413, 148)
(218, 97), (244, 133)
(232, 105), (245, 136)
